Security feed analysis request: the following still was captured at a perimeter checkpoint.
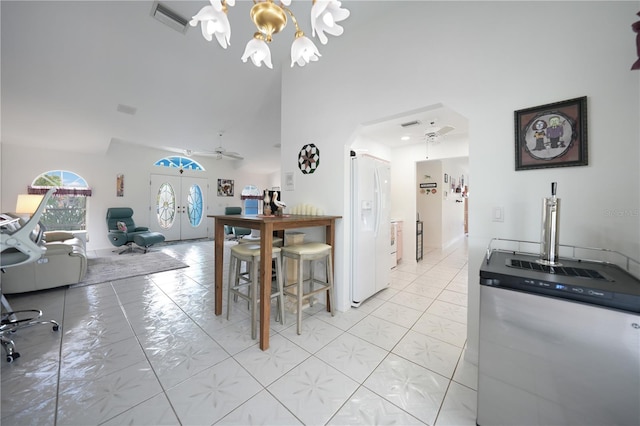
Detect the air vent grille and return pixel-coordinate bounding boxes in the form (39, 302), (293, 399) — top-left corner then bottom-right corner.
(508, 259), (607, 280)
(400, 120), (421, 128)
(117, 104), (137, 116)
(152, 2), (189, 34)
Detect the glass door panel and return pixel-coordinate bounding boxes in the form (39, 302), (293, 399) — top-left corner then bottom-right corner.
(150, 174), (208, 241)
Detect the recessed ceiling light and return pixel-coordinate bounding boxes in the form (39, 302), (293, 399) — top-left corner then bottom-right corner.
(401, 136), (411, 141)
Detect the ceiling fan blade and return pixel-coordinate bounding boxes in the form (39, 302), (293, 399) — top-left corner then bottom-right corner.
(159, 145), (187, 155)
(223, 152), (244, 160)
(190, 150), (220, 157)
(158, 145), (245, 160)
(438, 125), (455, 135)
(211, 146), (244, 160)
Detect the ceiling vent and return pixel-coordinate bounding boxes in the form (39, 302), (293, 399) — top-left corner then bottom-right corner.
(116, 104), (137, 116)
(400, 120), (421, 128)
(151, 2), (189, 34)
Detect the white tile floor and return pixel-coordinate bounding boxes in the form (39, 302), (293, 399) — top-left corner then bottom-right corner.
(1, 239), (477, 425)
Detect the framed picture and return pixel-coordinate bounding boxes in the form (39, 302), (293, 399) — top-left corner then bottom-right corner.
(515, 96), (588, 171)
(217, 179), (234, 197)
(284, 171), (295, 191)
(116, 174), (124, 197)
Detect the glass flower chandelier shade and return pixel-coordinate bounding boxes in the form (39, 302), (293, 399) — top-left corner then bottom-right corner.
(241, 36), (273, 68)
(291, 33), (320, 67)
(311, 0), (349, 45)
(191, 0), (350, 68)
(190, 4), (231, 48)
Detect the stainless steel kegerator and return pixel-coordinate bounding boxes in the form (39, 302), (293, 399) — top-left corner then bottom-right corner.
(350, 153), (391, 306)
(478, 240), (640, 426)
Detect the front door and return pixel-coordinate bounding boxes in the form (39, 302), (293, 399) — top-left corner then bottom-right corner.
(149, 174), (208, 241)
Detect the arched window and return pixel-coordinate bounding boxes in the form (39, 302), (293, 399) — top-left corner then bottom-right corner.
(154, 156), (205, 171)
(29, 170), (91, 231)
(156, 182), (176, 229)
(241, 185), (261, 215)
(187, 184), (204, 226)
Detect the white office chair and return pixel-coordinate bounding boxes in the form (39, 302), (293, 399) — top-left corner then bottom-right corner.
(1, 188), (60, 362)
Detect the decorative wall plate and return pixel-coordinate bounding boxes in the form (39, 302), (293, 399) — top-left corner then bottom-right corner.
(298, 143), (320, 174)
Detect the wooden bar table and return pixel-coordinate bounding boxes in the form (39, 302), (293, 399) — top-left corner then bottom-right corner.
(209, 214), (342, 350)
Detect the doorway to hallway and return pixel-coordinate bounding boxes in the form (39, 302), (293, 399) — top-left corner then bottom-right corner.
(416, 157), (468, 253)
(354, 103), (470, 263)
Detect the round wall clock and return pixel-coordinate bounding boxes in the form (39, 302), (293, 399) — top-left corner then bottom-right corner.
(298, 143), (320, 174)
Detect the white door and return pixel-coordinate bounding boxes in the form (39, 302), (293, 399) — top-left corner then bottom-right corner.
(149, 174), (208, 241)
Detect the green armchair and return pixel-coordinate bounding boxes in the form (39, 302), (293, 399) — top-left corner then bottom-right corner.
(106, 208), (165, 254)
(224, 207), (251, 239)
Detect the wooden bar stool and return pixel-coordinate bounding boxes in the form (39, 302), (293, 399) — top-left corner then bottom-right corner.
(281, 242), (335, 335)
(227, 244), (285, 339)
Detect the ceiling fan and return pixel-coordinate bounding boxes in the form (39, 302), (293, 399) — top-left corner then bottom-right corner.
(211, 146), (244, 160)
(179, 132), (244, 160)
(183, 146), (244, 160)
(423, 120), (456, 143)
(423, 120), (456, 159)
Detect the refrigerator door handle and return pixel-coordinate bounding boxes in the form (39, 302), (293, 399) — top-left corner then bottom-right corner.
(373, 167), (381, 237)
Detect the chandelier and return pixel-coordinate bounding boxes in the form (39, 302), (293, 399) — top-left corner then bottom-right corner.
(190, 0), (350, 69)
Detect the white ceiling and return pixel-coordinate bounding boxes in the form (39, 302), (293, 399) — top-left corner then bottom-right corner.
(1, 1), (467, 173)
(359, 103), (469, 148)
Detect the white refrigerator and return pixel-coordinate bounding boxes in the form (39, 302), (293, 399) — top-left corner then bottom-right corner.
(350, 154), (391, 307)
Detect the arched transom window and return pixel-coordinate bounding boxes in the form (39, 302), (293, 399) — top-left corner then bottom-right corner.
(154, 156), (205, 171)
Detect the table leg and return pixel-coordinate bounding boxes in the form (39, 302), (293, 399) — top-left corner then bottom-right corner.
(325, 220), (335, 312)
(214, 219), (225, 316)
(259, 223), (274, 350)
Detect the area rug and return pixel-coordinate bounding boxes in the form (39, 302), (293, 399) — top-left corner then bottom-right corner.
(74, 252), (189, 287)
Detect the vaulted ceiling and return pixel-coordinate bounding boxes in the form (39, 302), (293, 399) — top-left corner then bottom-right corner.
(1, 1), (466, 174)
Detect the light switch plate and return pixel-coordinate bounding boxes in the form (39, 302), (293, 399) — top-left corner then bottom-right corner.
(492, 206), (504, 222)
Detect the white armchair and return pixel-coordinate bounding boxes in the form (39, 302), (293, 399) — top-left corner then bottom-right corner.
(1, 188), (60, 362)
(1, 230), (87, 294)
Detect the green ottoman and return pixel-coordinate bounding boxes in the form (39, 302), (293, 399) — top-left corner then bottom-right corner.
(133, 232), (165, 253)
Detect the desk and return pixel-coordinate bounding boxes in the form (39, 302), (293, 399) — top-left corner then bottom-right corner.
(209, 214), (342, 350)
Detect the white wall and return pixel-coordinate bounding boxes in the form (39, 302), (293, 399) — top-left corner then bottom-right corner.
(267, 170), (281, 190)
(440, 157), (468, 249)
(281, 1), (640, 365)
(0, 140), (272, 250)
(416, 160), (443, 249)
